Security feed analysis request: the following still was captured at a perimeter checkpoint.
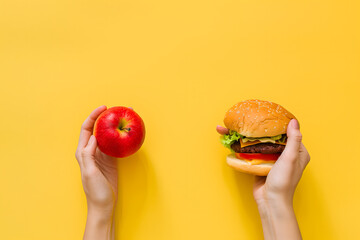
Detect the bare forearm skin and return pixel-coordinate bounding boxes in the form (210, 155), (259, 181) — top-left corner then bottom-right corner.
(83, 206), (115, 240)
(257, 197), (302, 240)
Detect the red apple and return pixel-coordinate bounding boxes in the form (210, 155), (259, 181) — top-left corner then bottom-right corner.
(94, 106), (145, 158)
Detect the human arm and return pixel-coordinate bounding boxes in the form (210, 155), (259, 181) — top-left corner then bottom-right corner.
(75, 105), (118, 240)
(217, 119), (310, 239)
(253, 119), (310, 240)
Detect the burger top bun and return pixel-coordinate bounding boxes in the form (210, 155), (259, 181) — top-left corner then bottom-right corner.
(226, 154), (273, 176)
(224, 99), (296, 138)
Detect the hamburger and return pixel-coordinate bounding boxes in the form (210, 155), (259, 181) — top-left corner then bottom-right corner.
(219, 99), (296, 176)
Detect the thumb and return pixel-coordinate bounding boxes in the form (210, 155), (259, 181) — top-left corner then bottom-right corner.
(280, 119), (302, 160)
(82, 135), (97, 168)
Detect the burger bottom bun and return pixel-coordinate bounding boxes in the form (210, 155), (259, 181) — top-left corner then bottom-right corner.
(226, 154), (274, 176)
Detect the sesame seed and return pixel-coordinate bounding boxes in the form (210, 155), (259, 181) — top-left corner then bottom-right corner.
(236, 111), (240, 114)
(274, 126), (276, 129)
(265, 129), (268, 132)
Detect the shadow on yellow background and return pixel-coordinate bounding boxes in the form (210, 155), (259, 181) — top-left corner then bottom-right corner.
(116, 150), (162, 239)
(294, 170), (338, 239)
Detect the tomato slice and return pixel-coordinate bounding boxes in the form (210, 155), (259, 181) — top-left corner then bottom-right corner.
(235, 153), (281, 161)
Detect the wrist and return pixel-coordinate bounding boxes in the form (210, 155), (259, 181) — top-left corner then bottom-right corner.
(87, 201), (116, 222)
(84, 206), (115, 240)
(256, 194), (293, 217)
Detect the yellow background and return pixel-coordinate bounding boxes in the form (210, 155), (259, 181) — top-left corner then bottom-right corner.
(0, 0), (359, 239)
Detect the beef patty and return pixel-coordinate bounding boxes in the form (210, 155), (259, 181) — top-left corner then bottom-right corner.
(231, 142), (285, 154)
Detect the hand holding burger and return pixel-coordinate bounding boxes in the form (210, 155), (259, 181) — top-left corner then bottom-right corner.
(254, 119), (310, 240)
(217, 99), (310, 240)
(218, 99), (297, 176)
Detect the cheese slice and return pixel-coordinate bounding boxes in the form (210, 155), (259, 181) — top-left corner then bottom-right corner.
(240, 138), (287, 148)
(244, 159), (276, 165)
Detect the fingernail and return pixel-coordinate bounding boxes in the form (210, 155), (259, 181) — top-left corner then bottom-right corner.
(291, 119), (300, 130)
(129, 107), (133, 110)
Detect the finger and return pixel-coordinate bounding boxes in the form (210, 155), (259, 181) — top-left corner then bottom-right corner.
(216, 125), (229, 135)
(279, 119), (302, 162)
(81, 135), (97, 169)
(77, 105), (107, 151)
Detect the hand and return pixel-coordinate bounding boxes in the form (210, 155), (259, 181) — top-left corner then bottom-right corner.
(253, 119), (310, 206)
(254, 119), (309, 240)
(217, 120), (310, 204)
(217, 119), (310, 240)
(75, 105), (118, 240)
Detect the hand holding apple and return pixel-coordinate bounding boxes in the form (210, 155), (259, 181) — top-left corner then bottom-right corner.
(75, 105), (119, 239)
(94, 106), (145, 158)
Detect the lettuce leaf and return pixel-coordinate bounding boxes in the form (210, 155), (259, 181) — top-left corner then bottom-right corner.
(220, 130), (244, 149)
